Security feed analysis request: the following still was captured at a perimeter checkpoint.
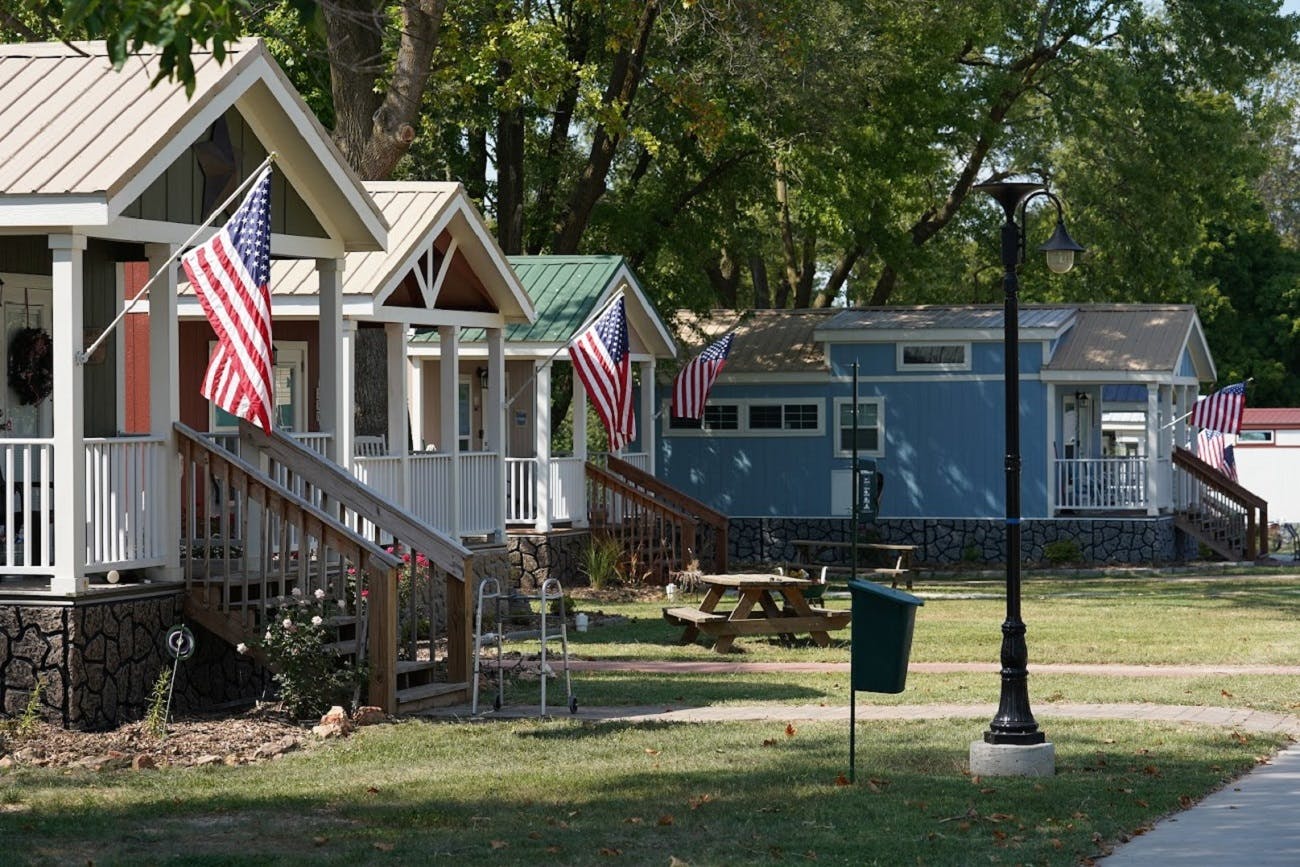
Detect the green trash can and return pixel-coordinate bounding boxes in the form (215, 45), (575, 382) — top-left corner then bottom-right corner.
(848, 579), (924, 694)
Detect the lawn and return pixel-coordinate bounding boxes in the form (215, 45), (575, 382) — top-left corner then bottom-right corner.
(5, 570), (1299, 865)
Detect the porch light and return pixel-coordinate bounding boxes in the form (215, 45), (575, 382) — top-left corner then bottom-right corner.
(476, 366), (489, 388)
(971, 177), (1085, 776)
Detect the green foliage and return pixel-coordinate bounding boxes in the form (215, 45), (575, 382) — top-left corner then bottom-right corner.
(246, 586), (366, 719)
(143, 669), (171, 740)
(1043, 540), (1083, 565)
(579, 534), (622, 590)
(961, 545), (983, 564)
(13, 676), (44, 738)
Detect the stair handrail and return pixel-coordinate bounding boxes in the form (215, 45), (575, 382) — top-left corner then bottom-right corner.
(1172, 445), (1268, 558)
(605, 455), (728, 572)
(174, 422), (403, 709)
(586, 461), (698, 578)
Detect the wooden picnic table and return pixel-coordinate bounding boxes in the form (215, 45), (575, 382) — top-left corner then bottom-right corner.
(790, 539), (918, 589)
(662, 572), (851, 653)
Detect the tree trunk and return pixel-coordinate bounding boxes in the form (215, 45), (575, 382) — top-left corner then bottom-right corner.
(793, 236), (817, 307)
(551, 0), (660, 253)
(324, 0), (448, 180)
(750, 255), (771, 309)
(704, 250), (740, 309)
(817, 245), (863, 307)
(496, 70), (526, 254)
(465, 126), (488, 204)
(527, 9), (589, 253)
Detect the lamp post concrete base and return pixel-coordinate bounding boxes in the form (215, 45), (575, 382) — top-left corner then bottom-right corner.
(969, 741), (1056, 778)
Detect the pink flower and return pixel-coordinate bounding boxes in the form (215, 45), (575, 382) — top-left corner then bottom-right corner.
(361, 589), (370, 599)
(314, 588), (326, 600)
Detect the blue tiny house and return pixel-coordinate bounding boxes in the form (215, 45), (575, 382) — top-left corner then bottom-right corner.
(659, 305), (1230, 564)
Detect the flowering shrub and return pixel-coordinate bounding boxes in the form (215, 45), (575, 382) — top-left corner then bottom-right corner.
(242, 586), (366, 719)
(388, 546), (439, 657)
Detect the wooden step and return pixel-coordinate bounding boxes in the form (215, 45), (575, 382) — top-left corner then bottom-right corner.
(397, 681), (469, 714)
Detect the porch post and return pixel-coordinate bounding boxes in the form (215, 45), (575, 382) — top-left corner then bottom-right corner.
(408, 358), (424, 450)
(487, 328), (505, 543)
(1045, 383), (1057, 516)
(573, 371), (588, 529)
(439, 326), (461, 538)
(147, 242), (182, 582)
(534, 360), (552, 533)
(640, 359), (656, 474)
(317, 258), (351, 470)
(51, 233), (87, 594)
(1159, 385), (1174, 511)
(1146, 384), (1160, 515)
(385, 323), (410, 508)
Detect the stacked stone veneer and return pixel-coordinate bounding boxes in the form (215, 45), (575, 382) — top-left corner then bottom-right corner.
(731, 516), (1195, 567)
(508, 530), (590, 591)
(1, 591), (271, 731)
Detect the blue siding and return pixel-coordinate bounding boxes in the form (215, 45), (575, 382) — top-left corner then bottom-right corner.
(1178, 347), (1196, 378)
(826, 340), (1043, 376)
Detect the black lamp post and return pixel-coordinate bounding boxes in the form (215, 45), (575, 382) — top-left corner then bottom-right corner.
(973, 179), (1084, 746)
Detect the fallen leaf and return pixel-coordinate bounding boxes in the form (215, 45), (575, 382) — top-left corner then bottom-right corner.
(669, 858), (689, 867)
(1136, 799), (1149, 808)
(992, 829), (1007, 841)
(1179, 794), (1194, 808)
(546, 846), (562, 854)
(490, 840), (508, 850)
(803, 851), (818, 861)
(312, 836), (328, 846)
(689, 794), (714, 810)
(1142, 765), (1161, 776)
(658, 815), (675, 826)
(762, 739), (778, 747)
(957, 821), (971, 832)
(645, 748), (660, 756)
(624, 817), (643, 824)
(979, 787), (997, 794)
(988, 813), (1014, 822)
(528, 832), (542, 840)
(598, 847), (622, 856)
(373, 842), (394, 852)
(366, 786), (379, 795)
(1050, 838), (1063, 849)
(834, 774), (850, 787)
(785, 723), (797, 737)
(1222, 689), (1234, 698)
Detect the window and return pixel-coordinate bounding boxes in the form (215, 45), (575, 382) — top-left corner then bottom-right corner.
(665, 400), (822, 436)
(211, 341), (307, 432)
(834, 398), (884, 457)
(897, 342), (969, 371)
(1237, 430), (1273, 443)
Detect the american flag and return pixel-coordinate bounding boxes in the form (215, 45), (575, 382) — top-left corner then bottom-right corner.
(568, 296), (635, 450)
(672, 333), (734, 420)
(1196, 429), (1238, 481)
(182, 166), (275, 431)
(1190, 381), (1246, 435)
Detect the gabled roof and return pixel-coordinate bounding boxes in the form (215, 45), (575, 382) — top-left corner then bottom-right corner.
(247, 182), (533, 323)
(818, 305), (1075, 334)
(1042, 305), (1210, 378)
(410, 254), (675, 358)
(1242, 408), (1300, 429)
(0, 38), (385, 251)
(675, 309), (837, 374)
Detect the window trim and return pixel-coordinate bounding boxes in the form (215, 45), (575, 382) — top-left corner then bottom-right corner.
(663, 398), (825, 438)
(1236, 430), (1274, 444)
(896, 342), (971, 372)
(832, 396), (885, 458)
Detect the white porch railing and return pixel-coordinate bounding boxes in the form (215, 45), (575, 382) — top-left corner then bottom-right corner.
(355, 452), (500, 538)
(0, 439), (53, 573)
(505, 457), (538, 524)
(84, 437), (169, 570)
(1055, 456), (1148, 511)
(504, 452), (648, 527)
(551, 457), (585, 523)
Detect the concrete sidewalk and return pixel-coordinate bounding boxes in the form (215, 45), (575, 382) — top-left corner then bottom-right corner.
(421, 658), (1300, 862)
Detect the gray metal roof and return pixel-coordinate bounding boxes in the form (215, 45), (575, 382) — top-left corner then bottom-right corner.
(674, 309), (837, 374)
(820, 305), (1076, 332)
(1042, 305), (1196, 373)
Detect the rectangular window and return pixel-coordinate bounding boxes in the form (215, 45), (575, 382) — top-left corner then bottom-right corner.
(835, 398), (883, 457)
(746, 403), (821, 431)
(748, 404), (783, 429)
(897, 343), (969, 371)
(703, 404), (739, 430)
(1237, 430), (1273, 443)
(665, 400), (822, 436)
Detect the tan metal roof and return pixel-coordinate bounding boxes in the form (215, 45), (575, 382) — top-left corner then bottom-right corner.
(1242, 408), (1300, 429)
(1043, 305), (1196, 372)
(674, 309), (836, 374)
(0, 38), (385, 249)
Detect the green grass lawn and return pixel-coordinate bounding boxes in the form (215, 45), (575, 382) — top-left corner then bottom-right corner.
(4, 717), (1284, 866)
(6, 570), (1299, 865)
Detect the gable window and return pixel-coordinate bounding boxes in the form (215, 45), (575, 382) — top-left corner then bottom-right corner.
(1237, 430), (1273, 443)
(897, 343), (970, 371)
(666, 400), (822, 436)
(834, 398), (884, 457)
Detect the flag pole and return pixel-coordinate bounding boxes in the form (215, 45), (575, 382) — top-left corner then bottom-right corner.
(77, 152), (279, 365)
(503, 290), (627, 408)
(1161, 378), (1252, 430)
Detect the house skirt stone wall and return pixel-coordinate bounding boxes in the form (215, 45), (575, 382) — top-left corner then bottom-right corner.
(508, 530), (590, 591)
(731, 516), (1194, 567)
(1, 589), (271, 731)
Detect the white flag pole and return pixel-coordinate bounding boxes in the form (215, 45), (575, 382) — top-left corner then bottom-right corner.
(503, 289), (628, 409)
(77, 152), (278, 365)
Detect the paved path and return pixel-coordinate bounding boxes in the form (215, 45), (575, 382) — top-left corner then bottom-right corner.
(425, 659), (1300, 862)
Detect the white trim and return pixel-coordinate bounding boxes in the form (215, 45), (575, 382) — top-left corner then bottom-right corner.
(816, 325), (1069, 343)
(832, 396), (885, 458)
(895, 341), (971, 371)
(0, 197), (109, 226)
(661, 397), (826, 438)
(607, 264), (677, 357)
(1039, 370), (1185, 384)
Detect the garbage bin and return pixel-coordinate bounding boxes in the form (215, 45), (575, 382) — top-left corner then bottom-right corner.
(848, 578), (924, 694)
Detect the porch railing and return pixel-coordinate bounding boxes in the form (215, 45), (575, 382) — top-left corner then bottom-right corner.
(0, 439), (53, 573)
(503, 453), (647, 527)
(1054, 456), (1148, 511)
(603, 455), (728, 574)
(587, 460), (696, 584)
(354, 452), (500, 538)
(505, 457), (537, 524)
(1172, 446), (1268, 559)
(85, 436), (169, 570)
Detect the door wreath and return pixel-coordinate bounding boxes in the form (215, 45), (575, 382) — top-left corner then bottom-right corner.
(8, 326), (53, 406)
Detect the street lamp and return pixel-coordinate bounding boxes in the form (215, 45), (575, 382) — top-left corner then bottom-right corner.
(972, 179), (1084, 766)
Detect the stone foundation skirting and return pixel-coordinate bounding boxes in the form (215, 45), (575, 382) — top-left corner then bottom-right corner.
(730, 516), (1190, 567)
(1, 588), (271, 731)
(508, 530), (590, 591)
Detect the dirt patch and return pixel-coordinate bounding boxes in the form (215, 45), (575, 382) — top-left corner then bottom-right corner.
(1, 705), (311, 771)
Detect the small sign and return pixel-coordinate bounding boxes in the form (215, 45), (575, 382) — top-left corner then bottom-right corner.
(855, 459), (878, 520)
(515, 411), (527, 427)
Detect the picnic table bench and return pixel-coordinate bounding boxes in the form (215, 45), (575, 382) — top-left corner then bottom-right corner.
(662, 573), (851, 653)
(790, 539), (918, 590)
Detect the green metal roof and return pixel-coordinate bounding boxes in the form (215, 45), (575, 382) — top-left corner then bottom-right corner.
(411, 255), (624, 345)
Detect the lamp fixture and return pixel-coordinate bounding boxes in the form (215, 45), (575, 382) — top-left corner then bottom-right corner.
(476, 366), (489, 388)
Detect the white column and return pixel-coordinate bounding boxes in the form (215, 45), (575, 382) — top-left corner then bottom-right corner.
(386, 322), (409, 509)
(439, 326), (461, 538)
(1160, 385), (1175, 511)
(316, 258), (349, 468)
(51, 234), (87, 594)
(1146, 383), (1160, 515)
(639, 359), (656, 474)
(1045, 383), (1057, 516)
(336, 320), (357, 473)
(408, 358), (425, 450)
(487, 328), (505, 543)
(534, 360), (551, 533)
(573, 371), (588, 529)
(147, 242), (182, 581)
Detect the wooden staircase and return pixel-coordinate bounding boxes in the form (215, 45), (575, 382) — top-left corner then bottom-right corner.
(176, 421), (476, 714)
(1172, 446), (1268, 561)
(585, 456), (729, 582)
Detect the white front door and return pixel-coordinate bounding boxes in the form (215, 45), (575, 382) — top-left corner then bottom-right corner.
(0, 280), (54, 439)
